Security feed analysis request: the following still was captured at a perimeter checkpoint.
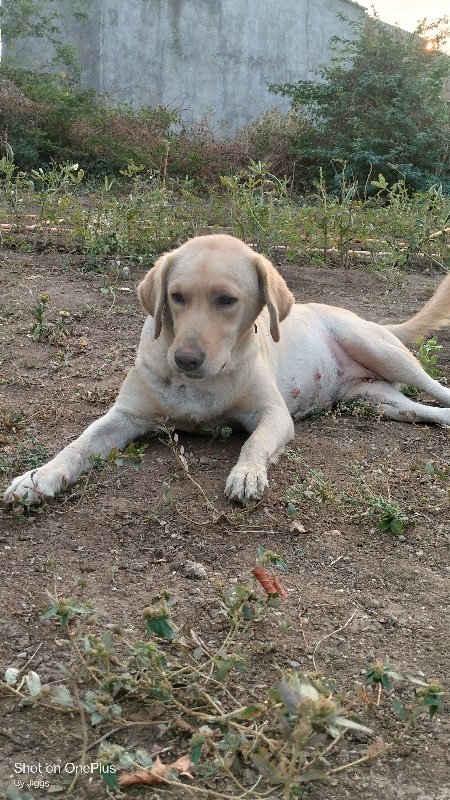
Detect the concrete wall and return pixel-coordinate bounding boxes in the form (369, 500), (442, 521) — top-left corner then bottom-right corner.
(4, 0), (366, 133)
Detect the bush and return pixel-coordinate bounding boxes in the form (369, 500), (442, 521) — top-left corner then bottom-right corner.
(0, 65), (307, 188)
(0, 65), (181, 175)
(270, 14), (450, 193)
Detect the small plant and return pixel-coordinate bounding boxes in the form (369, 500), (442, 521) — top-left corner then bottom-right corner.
(366, 496), (410, 535)
(364, 660), (403, 705)
(30, 293), (50, 341)
(416, 335), (443, 379)
(220, 160), (291, 256)
(344, 470), (411, 536)
(88, 442), (147, 471)
(0, 437), (48, 477)
(284, 467), (337, 507)
(1, 569), (444, 798)
(284, 452), (411, 535)
(29, 294), (72, 350)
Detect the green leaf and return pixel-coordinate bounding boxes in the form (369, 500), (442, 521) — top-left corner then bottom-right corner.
(191, 734), (205, 765)
(391, 698), (410, 720)
(51, 685), (74, 708)
(101, 765), (119, 790)
(135, 749), (153, 767)
(249, 749), (283, 783)
(334, 716), (373, 734)
(236, 704), (264, 720)
(118, 751), (135, 768)
(25, 671), (42, 697)
(146, 617), (174, 641)
(390, 519), (404, 535)
(5, 667), (19, 686)
(41, 604), (59, 619)
(297, 677), (320, 702)
(277, 680), (301, 714)
(381, 674), (392, 690)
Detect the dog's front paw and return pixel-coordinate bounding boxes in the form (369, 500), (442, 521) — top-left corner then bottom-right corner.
(3, 468), (65, 506)
(224, 464), (268, 503)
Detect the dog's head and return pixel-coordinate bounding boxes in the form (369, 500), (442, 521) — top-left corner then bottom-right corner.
(138, 234), (294, 378)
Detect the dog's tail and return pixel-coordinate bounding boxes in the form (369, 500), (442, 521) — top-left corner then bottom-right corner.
(387, 273), (450, 344)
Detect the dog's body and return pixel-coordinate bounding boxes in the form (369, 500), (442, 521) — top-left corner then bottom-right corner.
(4, 234), (450, 505)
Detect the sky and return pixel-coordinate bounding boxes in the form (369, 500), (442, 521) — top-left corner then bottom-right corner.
(358, 1), (450, 52)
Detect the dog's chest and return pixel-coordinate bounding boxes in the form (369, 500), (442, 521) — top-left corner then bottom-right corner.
(151, 374), (231, 425)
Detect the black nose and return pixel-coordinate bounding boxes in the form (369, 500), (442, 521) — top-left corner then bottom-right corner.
(174, 346), (205, 371)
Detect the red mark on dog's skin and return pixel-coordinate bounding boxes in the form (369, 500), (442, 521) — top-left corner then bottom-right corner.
(315, 371), (321, 380)
(291, 387), (300, 398)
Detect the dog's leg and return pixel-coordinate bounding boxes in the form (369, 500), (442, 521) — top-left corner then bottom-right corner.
(335, 324), (450, 407)
(224, 406), (294, 502)
(343, 380), (450, 425)
(3, 406), (152, 505)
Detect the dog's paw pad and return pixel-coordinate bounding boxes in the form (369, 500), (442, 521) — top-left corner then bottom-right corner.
(224, 466), (268, 503)
(3, 469), (59, 506)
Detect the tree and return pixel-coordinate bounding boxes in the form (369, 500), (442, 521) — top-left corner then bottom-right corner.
(0, 0), (88, 48)
(269, 14), (450, 192)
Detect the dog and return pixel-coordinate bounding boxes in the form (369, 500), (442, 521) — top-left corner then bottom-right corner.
(4, 233), (450, 506)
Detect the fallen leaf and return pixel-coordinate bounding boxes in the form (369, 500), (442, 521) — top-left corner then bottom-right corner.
(289, 520), (307, 534)
(118, 754), (194, 786)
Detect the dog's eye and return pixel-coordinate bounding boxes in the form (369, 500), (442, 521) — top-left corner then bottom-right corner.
(171, 292), (185, 305)
(217, 295), (238, 307)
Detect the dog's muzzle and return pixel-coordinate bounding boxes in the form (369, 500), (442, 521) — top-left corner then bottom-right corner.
(174, 345), (206, 373)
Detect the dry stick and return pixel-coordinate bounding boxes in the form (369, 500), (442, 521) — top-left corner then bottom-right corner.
(151, 772), (276, 800)
(86, 720), (170, 752)
(172, 695), (275, 724)
(327, 741), (396, 775)
(283, 738), (304, 800)
(229, 720), (279, 754)
(317, 726), (349, 760)
(16, 642), (43, 675)
(0, 680), (75, 714)
(67, 681), (89, 794)
(66, 626), (103, 688)
(165, 430), (234, 524)
(312, 606), (359, 670)
(209, 738), (262, 798)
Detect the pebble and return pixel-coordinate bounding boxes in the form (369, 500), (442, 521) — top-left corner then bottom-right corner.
(181, 560), (207, 579)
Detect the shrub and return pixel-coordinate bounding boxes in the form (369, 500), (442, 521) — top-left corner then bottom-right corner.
(270, 14), (450, 193)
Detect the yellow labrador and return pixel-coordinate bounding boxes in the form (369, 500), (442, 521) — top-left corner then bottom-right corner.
(4, 234), (450, 505)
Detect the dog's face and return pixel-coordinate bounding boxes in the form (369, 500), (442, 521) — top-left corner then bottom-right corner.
(138, 234), (294, 379)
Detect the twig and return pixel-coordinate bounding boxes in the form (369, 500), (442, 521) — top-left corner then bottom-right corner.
(327, 740), (395, 775)
(312, 606), (359, 670)
(86, 719), (169, 751)
(67, 681), (88, 793)
(17, 642), (43, 675)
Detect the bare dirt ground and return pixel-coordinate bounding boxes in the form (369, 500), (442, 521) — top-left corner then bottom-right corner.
(0, 248), (449, 800)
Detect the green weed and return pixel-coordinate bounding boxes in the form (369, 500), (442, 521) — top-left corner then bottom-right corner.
(1, 568), (444, 797)
(416, 335), (444, 379)
(0, 438), (48, 477)
(30, 294), (72, 354)
(284, 451), (411, 536)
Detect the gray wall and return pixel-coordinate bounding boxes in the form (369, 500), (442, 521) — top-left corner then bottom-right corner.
(5, 0), (366, 133)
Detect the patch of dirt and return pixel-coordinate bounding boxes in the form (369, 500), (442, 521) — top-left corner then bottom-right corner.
(0, 250), (449, 800)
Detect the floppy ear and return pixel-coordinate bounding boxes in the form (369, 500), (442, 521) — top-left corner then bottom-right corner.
(253, 253), (294, 342)
(137, 254), (172, 338)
